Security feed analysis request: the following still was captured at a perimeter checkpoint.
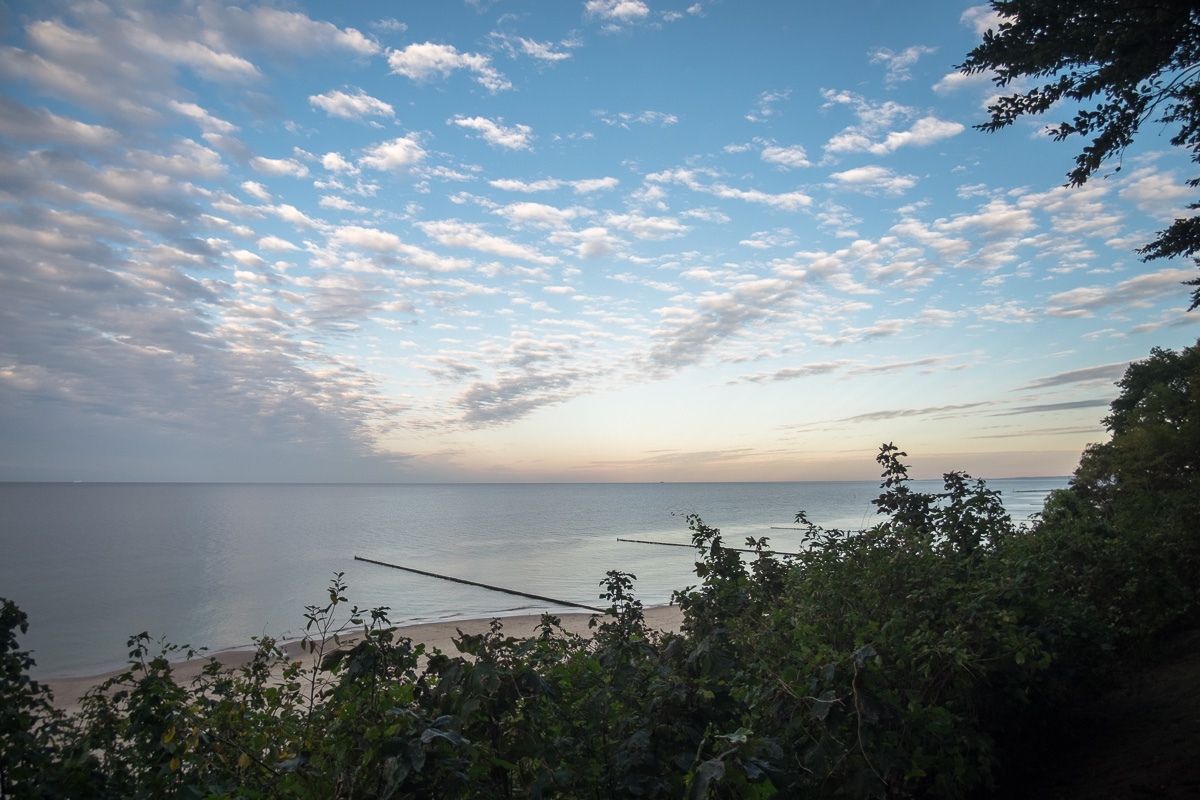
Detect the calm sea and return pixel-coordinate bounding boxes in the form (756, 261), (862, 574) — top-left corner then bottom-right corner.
(0, 479), (1066, 677)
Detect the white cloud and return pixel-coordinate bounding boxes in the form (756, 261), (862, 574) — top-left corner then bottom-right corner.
(933, 70), (994, 94)
(1117, 167), (1193, 220)
(258, 235), (298, 252)
(1046, 268), (1196, 317)
(607, 213), (690, 240)
(746, 89), (790, 123)
(320, 195), (371, 214)
(359, 135), (428, 171)
(828, 115), (964, 155)
(491, 33), (575, 62)
(760, 143), (810, 169)
(489, 178), (564, 192)
(572, 177), (619, 193)
(0, 97), (118, 148)
(961, 5), (1006, 36)
(271, 203), (320, 229)
(585, 0), (651, 23)
(449, 116), (535, 150)
(309, 88), (395, 120)
(870, 45), (936, 84)
(597, 110), (679, 128)
(321, 152), (358, 174)
(250, 156), (309, 178)
(548, 226), (622, 258)
(215, 7), (379, 56)
(387, 42), (511, 92)
(240, 181), (271, 201)
(495, 202), (583, 228)
(830, 165), (917, 195)
(418, 219), (558, 264)
(331, 225), (405, 252)
(168, 100), (238, 134)
(646, 167), (811, 210)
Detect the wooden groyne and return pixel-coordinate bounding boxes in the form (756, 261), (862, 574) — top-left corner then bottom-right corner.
(353, 555), (606, 613)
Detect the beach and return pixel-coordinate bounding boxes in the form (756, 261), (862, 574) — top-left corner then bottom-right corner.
(43, 604), (685, 715)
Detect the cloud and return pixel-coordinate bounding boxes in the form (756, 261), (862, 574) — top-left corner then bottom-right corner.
(547, 226), (623, 258)
(1018, 362), (1130, 390)
(0, 96), (119, 147)
(572, 176), (620, 193)
(585, 0), (651, 25)
(960, 4), (1006, 36)
(359, 135), (428, 171)
(320, 195), (371, 214)
(869, 45), (936, 84)
(993, 399), (1113, 416)
(606, 213), (690, 240)
(168, 100), (238, 134)
(455, 367), (588, 426)
(830, 165), (917, 195)
(827, 115), (964, 155)
(597, 110), (679, 128)
(494, 202), (583, 228)
(647, 278), (796, 371)
(309, 88), (395, 119)
(646, 167), (812, 211)
(932, 70), (994, 95)
(449, 115), (535, 150)
(738, 361), (844, 384)
(327, 225), (471, 271)
(746, 89), (790, 123)
(258, 235), (299, 252)
(241, 181), (272, 201)
(489, 178), (563, 192)
(213, 6), (380, 56)
(417, 219), (558, 263)
(250, 156), (309, 178)
(760, 143), (811, 169)
(490, 33), (575, 62)
(321, 152), (358, 175)
(1117, 167), (1193, 220)
(387, 42), (511, 92)
(487, 176), (619, 193)
(1046, 268), (1197, 317)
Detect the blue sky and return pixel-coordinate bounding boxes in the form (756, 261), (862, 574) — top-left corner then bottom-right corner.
(0, 0), (1197, 482)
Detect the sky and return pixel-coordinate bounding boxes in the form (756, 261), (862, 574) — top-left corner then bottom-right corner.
(0, 0), (1197, 483)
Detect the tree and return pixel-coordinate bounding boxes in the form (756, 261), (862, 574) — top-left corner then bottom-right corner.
(958, 0), (1200, 308)
(1071, 338), (1200, 529)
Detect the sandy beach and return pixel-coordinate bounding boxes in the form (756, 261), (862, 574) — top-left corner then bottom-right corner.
(43, 604), (685, 715)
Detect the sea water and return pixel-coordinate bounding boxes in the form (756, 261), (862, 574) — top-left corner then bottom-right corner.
(0, 479), (1066, 677)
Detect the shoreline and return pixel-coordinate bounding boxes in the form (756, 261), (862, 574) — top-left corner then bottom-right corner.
(42, 604), (684, 714)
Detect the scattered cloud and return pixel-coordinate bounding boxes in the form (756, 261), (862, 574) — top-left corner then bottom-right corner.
(597, 110), (679, 128)
(870, 45), (936, 84)
(1018, 362), (1130, 390)
(760, 143), (811, 169)
(746, 89), (790, 123)
(585, 0), (651, 26)
(250, 156), (309, 177)
(387, 42), (511, 92)
(1046, 268), (1197, 317)
(449, 115), (535, 150)
(359, 135), (428, 171)
(830, 165), (917, 195)
(309, 88), (394, 119)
